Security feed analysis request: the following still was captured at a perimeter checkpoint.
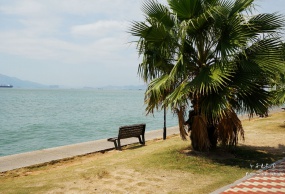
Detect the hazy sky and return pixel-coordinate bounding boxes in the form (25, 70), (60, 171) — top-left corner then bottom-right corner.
(0, 0), (284, 87)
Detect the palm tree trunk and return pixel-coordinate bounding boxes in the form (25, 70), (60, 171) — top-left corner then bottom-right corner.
(207, 125), (217, 149)
(190, 115), (210, 151)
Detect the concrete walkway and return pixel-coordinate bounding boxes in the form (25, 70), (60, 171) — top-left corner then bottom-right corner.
(0, 126), (179, 172)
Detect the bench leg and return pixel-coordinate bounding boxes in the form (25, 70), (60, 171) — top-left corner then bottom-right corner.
(138, 135), (145, 145)
(113, 140), (118, 150)
(117, 139), (122, 150)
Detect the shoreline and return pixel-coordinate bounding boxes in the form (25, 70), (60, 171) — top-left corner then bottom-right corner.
(0, 126), (179, 172)
(1, 108), (284, 173)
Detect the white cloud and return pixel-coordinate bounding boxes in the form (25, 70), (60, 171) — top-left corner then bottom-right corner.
(0, 0), (143, 19)
(71, 20), (128, 38)
(0, 0), (46, 15)
(0, 0), (135, 65)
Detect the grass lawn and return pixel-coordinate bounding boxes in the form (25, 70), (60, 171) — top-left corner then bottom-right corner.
(0, 111), (284, 194)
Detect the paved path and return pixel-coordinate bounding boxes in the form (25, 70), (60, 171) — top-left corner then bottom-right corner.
(212, 157), (285, 193)
(0, 126), (179, 172)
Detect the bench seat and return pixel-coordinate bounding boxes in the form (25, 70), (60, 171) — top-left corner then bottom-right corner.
(107, 124), (146, 150)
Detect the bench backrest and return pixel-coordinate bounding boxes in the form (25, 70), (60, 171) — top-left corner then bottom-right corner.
(118, 124), (146, 139)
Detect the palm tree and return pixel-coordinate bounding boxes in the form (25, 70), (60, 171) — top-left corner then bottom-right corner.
(130, 0), (285, 151)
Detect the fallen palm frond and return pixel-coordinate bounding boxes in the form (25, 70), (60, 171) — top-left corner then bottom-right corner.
(217, 110), (244, 147)
(176, 107), (188, 140)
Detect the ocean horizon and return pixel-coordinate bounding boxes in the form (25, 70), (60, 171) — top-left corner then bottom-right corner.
(0, 88), (178, 157)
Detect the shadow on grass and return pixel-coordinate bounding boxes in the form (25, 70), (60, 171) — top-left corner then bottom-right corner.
(123, 143), (145, 150)
(185, 144), (285, 170)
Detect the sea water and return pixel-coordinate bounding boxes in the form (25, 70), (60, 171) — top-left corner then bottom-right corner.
(0, 89), (178, 156)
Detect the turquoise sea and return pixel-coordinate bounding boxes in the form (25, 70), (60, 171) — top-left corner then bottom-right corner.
(0, 89), (178, 157)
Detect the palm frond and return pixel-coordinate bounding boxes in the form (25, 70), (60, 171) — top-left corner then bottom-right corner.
(220, 17), (251, 51)
(175, 106), (188, 140)
(248, 13), (285, 34)
(217, 109), (244, 147)
(129, 21), (150, 37)
(166, 81), (191, 109)
(236, 88), (271, 116)
(248, 38), (284, 75)
(200, 91), (230, 121)
(189, 65), (232, 95)
(272, 72), (285, 105)
(228, 0), (254, 17)
(145, 75), (170, 114)
(167, 54), (187, 82)
(168, 0), (203, 20)
(273, 89), (285, 105)
(142, 0), (175, 28)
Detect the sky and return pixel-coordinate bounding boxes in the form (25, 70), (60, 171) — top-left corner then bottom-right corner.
(0, 0), (284, 88)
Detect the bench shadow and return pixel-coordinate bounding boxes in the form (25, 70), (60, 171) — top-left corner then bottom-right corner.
(184, 144), (285, 170)
(122, 143), (146, 151)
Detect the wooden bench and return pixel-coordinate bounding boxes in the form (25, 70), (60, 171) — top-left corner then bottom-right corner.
(107, 124), (146, 150)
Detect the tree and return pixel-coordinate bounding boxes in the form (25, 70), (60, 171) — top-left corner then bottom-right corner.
(130, 0), (285, 151)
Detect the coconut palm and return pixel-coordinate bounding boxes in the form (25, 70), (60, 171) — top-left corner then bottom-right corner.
(130, 0), (285, 151)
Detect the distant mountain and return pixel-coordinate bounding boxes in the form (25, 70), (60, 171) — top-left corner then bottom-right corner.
(0, 74), (48, 88)
(0, 74), (147, 89)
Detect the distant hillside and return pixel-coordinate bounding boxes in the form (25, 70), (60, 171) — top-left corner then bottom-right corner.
(0, 74), (147, 89)
(0, 74), (48, 88)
